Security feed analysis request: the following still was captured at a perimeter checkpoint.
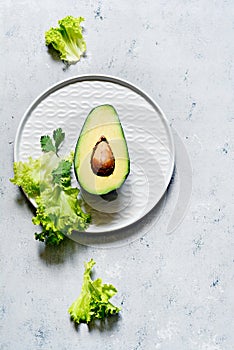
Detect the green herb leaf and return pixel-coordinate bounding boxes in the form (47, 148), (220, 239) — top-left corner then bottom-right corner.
(53, 128), (65, 152)
(40, 135), (56, 153)
(52, 159), (72, 186)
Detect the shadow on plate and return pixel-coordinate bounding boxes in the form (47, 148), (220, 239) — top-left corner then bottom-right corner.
(70, 192), (167, 248)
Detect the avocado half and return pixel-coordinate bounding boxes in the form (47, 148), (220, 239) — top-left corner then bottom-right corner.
(74, 105), (130, 195)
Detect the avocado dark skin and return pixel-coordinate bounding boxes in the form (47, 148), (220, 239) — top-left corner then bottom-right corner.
(101, 190), (118, 202)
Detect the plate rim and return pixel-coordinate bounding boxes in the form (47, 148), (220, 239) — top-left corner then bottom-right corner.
(14, 74), (175, 233)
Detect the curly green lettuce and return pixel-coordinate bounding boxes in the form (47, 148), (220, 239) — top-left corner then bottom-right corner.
(68, 259), (121, 324)
(45, 16), (86, 64)
(10, 152), (60, 198)
(33, 184), (91, 245)
(11, 128), (91, 245)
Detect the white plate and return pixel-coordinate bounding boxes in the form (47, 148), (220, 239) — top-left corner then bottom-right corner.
(14, 75), (175, 234)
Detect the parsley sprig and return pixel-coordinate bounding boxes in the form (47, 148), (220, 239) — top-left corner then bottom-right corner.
(40, 128), (65, 155)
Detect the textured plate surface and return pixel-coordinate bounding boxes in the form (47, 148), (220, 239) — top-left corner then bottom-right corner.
(14, 75), (175, 233)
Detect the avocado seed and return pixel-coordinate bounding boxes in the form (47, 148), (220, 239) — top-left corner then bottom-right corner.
(91, 136), (115, 176)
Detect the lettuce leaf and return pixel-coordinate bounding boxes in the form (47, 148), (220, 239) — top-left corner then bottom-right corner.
(10, 129), (91, 245)
(68, 259), (121, 324)
(10, 152), (60, 198)
(33, 184), (91, 245)
(45, 16), (86, 64)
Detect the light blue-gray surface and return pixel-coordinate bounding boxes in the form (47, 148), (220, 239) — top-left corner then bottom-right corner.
(1, 1), (234, 349)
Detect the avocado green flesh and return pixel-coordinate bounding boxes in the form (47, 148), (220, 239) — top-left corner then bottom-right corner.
(74, 105), (130, 195)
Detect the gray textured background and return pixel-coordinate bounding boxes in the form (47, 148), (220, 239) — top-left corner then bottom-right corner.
(1, 1), (234, 349)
